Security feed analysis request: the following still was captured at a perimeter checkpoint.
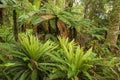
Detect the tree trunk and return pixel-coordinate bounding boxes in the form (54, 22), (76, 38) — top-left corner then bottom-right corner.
(13, 10), (18, 41)
(0, 8), (3, 25)
(106, 1), (120, 50)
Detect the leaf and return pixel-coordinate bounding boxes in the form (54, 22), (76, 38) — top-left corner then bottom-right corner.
(10, 50), (27, 58)
(4, 63), (15, 67)
(32, 18), (45, 25)
(0, 54), (6, 63)
(48, 71), (65, 80)
(58, 15), (71, 27)
(19, 70), (30, 80)
(31, 69), (38, 80)
(83, 71), (92, 80)
(13, 70), (25, 80)
(46, 53), (67, 65)
(41, 15), (55, 20)
(82, 48), (93, 60)
(50, 20), (56, 30)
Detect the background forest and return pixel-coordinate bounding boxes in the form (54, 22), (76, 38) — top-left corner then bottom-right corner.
(0, 0), (120, 80)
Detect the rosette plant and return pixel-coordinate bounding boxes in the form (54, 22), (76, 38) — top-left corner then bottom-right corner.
(44, 37), (97, 80)
(0, 34), (57, 80)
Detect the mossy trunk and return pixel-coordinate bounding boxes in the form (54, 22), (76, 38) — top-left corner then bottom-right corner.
(106, 1), (120, 51)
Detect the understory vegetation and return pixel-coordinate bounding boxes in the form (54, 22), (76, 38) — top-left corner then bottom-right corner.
(0, 0), (120, 80)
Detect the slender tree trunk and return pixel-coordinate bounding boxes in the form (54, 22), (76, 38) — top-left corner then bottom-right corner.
(0, 1), (3, 26)
(106, 1), (120, 50)
(0, 8), (3, 26)
(13, 10), (18, 41)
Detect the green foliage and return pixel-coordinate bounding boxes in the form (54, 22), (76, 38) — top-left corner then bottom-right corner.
(0, 34), (119, 80)
(92, 57), (120, 80)
(0, 34), (57, 80)
(18, 33), (57, 61)
(88, 40), (111, 56)
(43, 3), (75, 28)
(0, 0), (120, 80)
(0, 26), (13, 42)
(44, 37), (97, 80)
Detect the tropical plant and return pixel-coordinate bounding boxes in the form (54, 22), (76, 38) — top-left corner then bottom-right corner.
(43, 37), (97, 80)
(0, 34), (57, 80)
(0, 0), (120, 80)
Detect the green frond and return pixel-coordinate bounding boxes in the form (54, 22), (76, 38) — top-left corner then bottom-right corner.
(46, 37), (96, 79)
(19, 34), (57, 61)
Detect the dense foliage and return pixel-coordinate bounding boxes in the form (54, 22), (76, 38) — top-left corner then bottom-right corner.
(0, 0), (120, 80)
